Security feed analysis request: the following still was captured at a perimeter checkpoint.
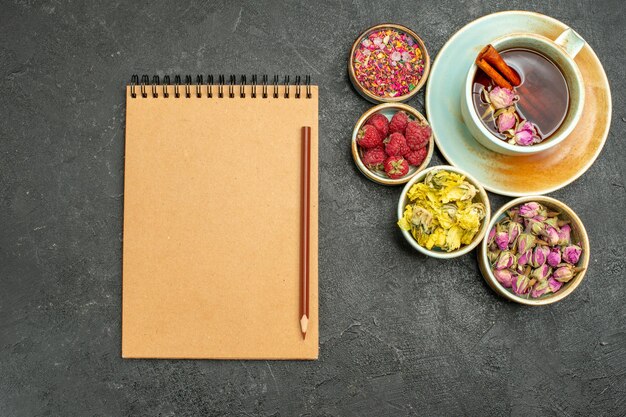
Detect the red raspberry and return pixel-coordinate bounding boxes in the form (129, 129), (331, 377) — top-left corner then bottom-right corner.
(384, 156), (409, 179)
(361, 147), (386, 170)
(365, 113), (389, 138)
(357, 124), (383, 149)
(388, 111), (409, 134)
(384, 132), (410, 156)
(405, 147), (428, 166)
(405, 121), (432, 150)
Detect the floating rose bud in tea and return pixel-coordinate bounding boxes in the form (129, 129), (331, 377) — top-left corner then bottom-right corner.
(513, 121), (537, 146)
(497, 108), (516, 133)
(488, 87), (516, 110)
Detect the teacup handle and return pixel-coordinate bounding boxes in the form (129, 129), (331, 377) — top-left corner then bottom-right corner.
(554, 28), (586, 58)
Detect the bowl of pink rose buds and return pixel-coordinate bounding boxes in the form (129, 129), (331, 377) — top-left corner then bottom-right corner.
(479, 196), (590, 305)
(351, 103), (433, 186)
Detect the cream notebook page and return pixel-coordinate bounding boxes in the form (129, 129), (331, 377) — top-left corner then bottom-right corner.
(122, 83), (318, 359)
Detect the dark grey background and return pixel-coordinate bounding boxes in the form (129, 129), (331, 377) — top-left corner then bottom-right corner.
(1, 0), (625, 416)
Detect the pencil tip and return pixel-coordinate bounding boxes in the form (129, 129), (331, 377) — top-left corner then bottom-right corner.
(302, 332), (307, 340)
(300, 315), (309, 338)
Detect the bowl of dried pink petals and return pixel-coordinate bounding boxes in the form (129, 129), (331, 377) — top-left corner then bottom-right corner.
(479, 196), (590, 305)
(349, 23), (430, 103)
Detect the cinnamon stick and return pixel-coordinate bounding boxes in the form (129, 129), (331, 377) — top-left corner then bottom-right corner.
(478, 45), (521, 86)
(476, 59), (513, 90)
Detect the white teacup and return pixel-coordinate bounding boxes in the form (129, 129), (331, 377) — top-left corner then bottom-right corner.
(461, 29), (586, 156)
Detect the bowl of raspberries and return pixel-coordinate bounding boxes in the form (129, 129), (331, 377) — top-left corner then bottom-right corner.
(352, 103), (433, 185)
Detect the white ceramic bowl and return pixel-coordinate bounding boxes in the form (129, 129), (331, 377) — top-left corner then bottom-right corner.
(397, 165), (491, 259)
(352, 103), (434, 186)
(348, 23), (430, 103)
(478, 195), (590, 305)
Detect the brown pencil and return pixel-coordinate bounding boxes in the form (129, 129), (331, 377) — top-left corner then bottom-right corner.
(300, 126), (311, 340)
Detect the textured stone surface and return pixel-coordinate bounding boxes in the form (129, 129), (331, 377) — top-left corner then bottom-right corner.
(1, 0), (625, 416)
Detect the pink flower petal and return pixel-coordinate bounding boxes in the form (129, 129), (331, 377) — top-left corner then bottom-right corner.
(489, 87), (515, 109)
(497, 110), (516, 132)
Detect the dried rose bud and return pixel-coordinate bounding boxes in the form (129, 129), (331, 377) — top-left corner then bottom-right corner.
(495, 251), (515, 270)
(488, 247), (500, 263)
(562, 245), (582, 264)
(557, 219), (570, 227)
(488, 226), (496, 245)
(497, 108), (516, 132)
(489, 87), (515, 109)
(518, 250), (531, 266)
(531, 280), (550, 298)
(557, 224), (572, 246)
(512, 215), (524, 225)
(517, 233), (536, 254)
(495, 231), (509, 251)
(531, 264), (551, 282)
(512, 274), (530, 295)
(541, 225), (560, 246)
(518, 202), (541, 218)
(494, 269), (514, 288)
(508, 221), (523, 244)
(525, 218), (545, 236)
(532, 245), (549, 267)
(548, 276), (563, 293)
(553, 265), (575, 283)
(507, 208), (519, 219)
(515, 264), (525, 274)
(513, 121), (537, 146)
(543, 216), (556, 227)
(547, 247), (562, 267)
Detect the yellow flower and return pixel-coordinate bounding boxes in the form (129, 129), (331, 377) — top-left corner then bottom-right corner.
(397, 170), (486, 252)
(445, 226), (463, 251)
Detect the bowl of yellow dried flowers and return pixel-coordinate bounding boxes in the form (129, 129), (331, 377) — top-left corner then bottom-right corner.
(478, 196), (590, 305)
(397, 165), (490, 258)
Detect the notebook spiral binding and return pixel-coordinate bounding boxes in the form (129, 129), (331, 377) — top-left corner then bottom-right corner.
(130, 74), (312, 99)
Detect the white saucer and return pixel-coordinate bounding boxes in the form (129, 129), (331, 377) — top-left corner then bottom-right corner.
(425, 11), (611, 196)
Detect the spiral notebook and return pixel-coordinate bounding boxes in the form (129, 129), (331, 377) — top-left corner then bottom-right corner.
(122, 74), (319, 360)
